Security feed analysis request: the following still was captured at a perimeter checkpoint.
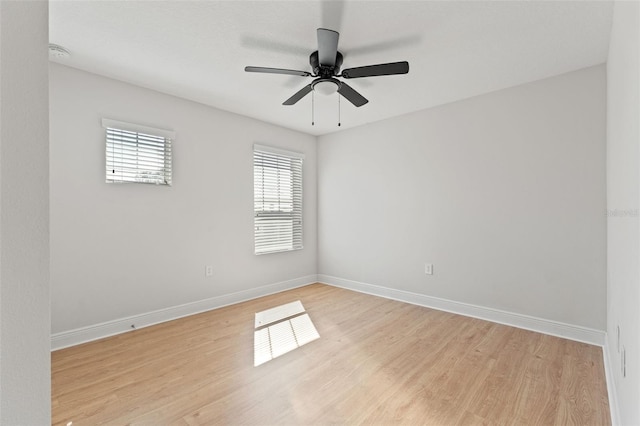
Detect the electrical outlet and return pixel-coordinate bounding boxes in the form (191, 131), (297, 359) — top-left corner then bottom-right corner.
(205, 265), (214, 277)
(425, 263), (433, 275)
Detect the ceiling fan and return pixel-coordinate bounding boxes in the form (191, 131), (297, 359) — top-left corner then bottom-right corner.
(245, 28), (409, 107)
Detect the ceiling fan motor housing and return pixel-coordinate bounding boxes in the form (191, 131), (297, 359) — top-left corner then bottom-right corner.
(310, 51), (343, 78)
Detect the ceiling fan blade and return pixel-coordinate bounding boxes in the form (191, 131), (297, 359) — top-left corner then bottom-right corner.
(283, 84), (313, 105)
(245, 66), (311, 77)
(337, 81), (368, 107)
(341, 61), (409, 79)
(317, 28), (339, 67)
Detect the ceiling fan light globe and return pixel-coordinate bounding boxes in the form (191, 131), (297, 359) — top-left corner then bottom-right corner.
(313, 80), (339, 96)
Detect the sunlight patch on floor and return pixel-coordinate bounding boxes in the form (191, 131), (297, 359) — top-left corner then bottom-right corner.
(254, 301), (320, 367)
(255, 300), (305, 328)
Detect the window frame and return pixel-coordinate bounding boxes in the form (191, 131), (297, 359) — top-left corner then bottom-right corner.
(253, 144), (304, 255)
(102, 118), (174, 186)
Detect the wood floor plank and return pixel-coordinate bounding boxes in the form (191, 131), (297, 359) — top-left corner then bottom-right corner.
(52, 283), (610, 425)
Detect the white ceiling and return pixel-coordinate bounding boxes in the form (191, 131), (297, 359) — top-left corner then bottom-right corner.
(49, 1), (613, 136)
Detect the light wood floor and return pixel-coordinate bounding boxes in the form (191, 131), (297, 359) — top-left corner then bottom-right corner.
(52, 284), (610, 425)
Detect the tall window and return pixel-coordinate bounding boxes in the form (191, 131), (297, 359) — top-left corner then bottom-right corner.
(103, 118), (173, 185)
(253, 144), (304, 255)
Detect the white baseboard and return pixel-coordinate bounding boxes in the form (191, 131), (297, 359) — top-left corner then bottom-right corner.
(318, 274), (606, 346)
(51, 275), (318, 351)
(603, 339), (620, 425)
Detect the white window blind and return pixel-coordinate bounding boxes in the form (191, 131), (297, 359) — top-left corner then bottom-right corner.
(254, 144), (304, 255)
(102, 118), (173, 185)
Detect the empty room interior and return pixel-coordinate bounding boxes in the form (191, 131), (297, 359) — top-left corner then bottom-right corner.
(1, 0), (639, 424)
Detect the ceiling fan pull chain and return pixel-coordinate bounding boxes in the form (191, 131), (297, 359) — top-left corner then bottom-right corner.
(312, 91), (315, 126)
(338, 94), (341, 127)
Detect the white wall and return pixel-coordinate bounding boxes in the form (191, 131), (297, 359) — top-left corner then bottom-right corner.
(0, 1), (50, 423)
(318, 65), (606, 331)
(606, 1), (640, 424)
(50, 63), (316, 335)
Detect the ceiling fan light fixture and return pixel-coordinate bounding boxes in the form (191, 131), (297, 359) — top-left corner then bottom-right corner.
(312, 79), (339, 96)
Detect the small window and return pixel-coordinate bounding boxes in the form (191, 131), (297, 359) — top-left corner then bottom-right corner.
(103, 118), (173, 185)
(254, 144), (304, 255)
